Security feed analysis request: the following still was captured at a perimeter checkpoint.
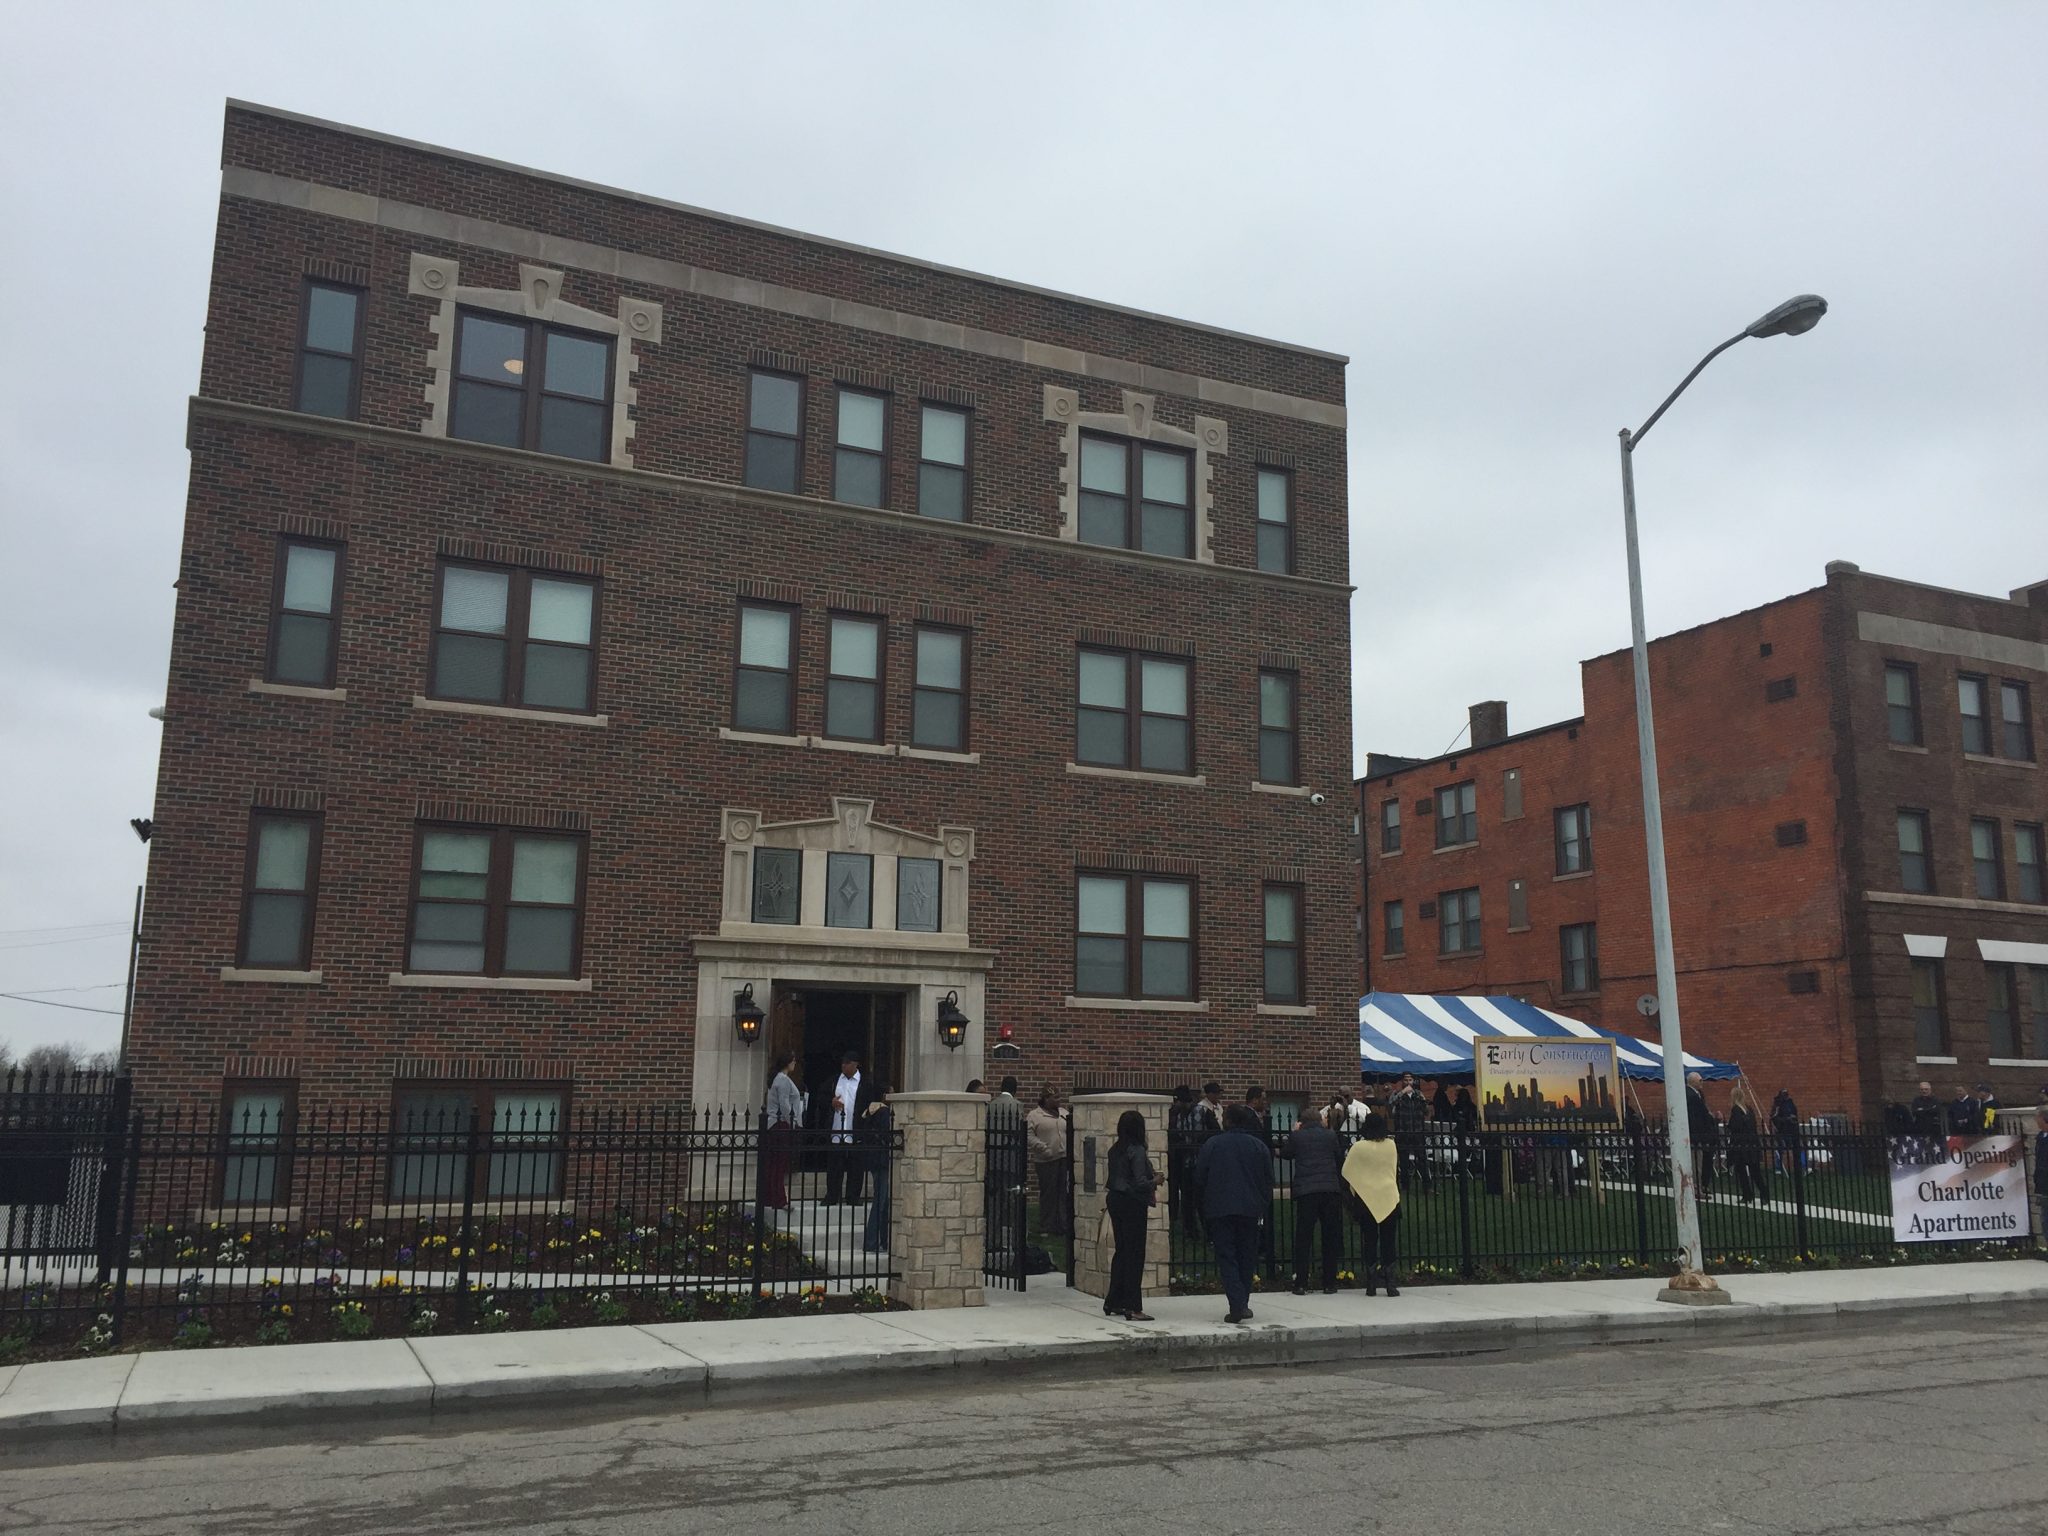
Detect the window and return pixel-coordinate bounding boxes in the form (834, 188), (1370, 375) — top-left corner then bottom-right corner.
(1971, 818), (2004, 900)
(825, 851), (872, 929)
(1436, 781), (1477, 848)
(1258, 669), (1299, 784)
(1911, 958), (1947, 1055)
(824, 614), (883, 742)
(1075, 873), (1195, 999)
(2017, 824), (2045, 903)
(1555, 803), (1592, 875)
(1380, 798), (1402, 854)
(917, 404), (969, 520)
(1262, 884), (1303, 1004)
(1986, 963), (2018, 1059)
(2002, 681), (2035, 760)
(744, 370), (803, 492)
(221, 1083), (294, 1207)
(751, 847), (800, 925)
(268, 539), (342, 687)
(407, 827), (585, 977)
(431, 564), (598, 713)
(1561, 923), (1599, 993)
(1958, 675), (1990, 755)
(1438, 887), (1481, 954)
(295, 281), (362, 419)
(1383, 900), (1404, 956)
(833, 387), (887, 507)
(450, 311), (611, 461)
(1897, 810), (1933, 893)
(2029, 968), (2048, 1059)
(240, 813), (320, 970)
(911, 626), (968, 751)
(390, 1085), (566, 1203)
(1256, 467), (1293, 574)
(1884, 663), (1921, 745)
(1078, 434), (1193, 558)
(1076, 649), (1191, 774)
(897, 857), (942, 933)
(734, 603), (796, 734)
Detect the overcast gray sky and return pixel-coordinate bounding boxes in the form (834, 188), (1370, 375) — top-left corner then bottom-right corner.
(2, 2), (2042, 1060)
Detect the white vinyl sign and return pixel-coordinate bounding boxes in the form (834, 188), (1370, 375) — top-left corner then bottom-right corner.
(1889, 1134), (2029, 1243)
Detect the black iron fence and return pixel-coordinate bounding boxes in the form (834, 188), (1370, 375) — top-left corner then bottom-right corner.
(3, 1087), (896, 1350)
(1167, 1123), (2035, 1290)
(984, 1108), (1028, 1289)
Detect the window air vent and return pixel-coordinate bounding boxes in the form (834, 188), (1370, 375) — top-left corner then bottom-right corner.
(1775, 820), (1809, 847)
(1418, 901), (1437, 920)
(1765, 676), (1798, 703)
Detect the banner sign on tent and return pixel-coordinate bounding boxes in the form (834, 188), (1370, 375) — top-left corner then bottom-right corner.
(1888, 1135), (2029, 1243)
(1473, 1035), (1620, 1125)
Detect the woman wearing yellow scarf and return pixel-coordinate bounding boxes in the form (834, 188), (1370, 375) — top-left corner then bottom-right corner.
(1341, 1111), (1402, 1296)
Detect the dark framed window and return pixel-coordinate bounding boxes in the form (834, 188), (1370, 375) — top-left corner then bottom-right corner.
(911, 626), (969, 751)
(1383, 900), (1404, 956)
(295, 280), (363, 419)
(268, 538), (343, 687)
(221, 1081), (296, 1207)
(1076, 648), (1191, 774)
(1436, 781), (1477, 848)
(407, 826), (586, 978)
(2017, 823), (2045, 904)
(734, 603), (797, 734)
(2001, 681), (2034, 761)
(918, 404), (969, 521)
(833, 387), (887, 507)
(1970, 817), (2004, 900)
(1958, 674), (1990, 755)
(1555, 803), (1592, 875)
(1561, 922), (1599, 993)
(1262, 884), (1303, 1004)
(744, 370), (804, 492)
(1380, 798), (1402, 853)
(390, 1083), (567, 1203)
(1256, 467), (1294, 574)
(825, 851), (873, 929)
(752, 847), (801, 925)
(824, 614), (884, 742)
(449, 310), (612, 462)
(1897, 810), (1933, 893)
(897, 857), (942, 933)
(1438, 887), (1481, 954)
(1075, 872), (1195, 1000)
(1078, 434), (1193, 558)
(2028, 967), (2048, 1059)
(240, 812), (320, 970)
(430, 563), (598, 713)
(1884, 662), (1921, 745)
(1986, 963), (2019, 1059)
(1258, 669), (1299, 784)
(1911, 957), (1947, 1056)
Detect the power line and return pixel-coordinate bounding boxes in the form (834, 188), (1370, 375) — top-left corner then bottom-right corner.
(3, 982), (126, 997)
(0, 919), (130, 938)
(0, 992), (124, 1016)
(0, 931), (130, 952)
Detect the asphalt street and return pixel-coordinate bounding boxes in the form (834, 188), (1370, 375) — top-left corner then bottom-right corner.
(3, 1312), (2043, 1535)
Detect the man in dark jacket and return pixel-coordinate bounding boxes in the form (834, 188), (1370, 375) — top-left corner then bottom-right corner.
(1685, 1073), (1720, 1197)
(1194, 1104), (1274, 1324)
(1390, 1073), (1431, 1187)
(1770, 1088), (1802, 1175)
(1946, 1085), (1981, 1136)
(1283, 1107), (1344, 1295)
(1909, 1081), (1944, 1138)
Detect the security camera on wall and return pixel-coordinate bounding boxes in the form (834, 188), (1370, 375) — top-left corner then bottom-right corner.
(1309, 792), (1327, 805)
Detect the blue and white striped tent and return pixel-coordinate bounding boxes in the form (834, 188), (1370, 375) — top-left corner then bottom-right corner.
(1359, 992), (1738, 1081)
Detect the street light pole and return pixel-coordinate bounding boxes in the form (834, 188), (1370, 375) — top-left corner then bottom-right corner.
(1618, 293), (1827, 1301)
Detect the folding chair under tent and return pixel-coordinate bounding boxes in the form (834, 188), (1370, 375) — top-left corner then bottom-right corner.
(1358, 991), (1740, 1081)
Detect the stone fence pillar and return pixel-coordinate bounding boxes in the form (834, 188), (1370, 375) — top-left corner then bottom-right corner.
(887, 1092), (986, 1310)
(1068, 1093), (1172, 1303)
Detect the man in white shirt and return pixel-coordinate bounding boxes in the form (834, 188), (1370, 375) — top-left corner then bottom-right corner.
(825, 1052), (872, 1205)
(1345, 1085), (1374, 1134)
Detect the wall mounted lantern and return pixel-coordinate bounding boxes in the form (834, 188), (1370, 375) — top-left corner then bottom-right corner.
(936, 990), (969, 1050)
(733, 982), (765, 1046)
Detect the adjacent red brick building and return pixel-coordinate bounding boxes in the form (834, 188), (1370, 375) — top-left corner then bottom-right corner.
(1361, 563), (2048, 1118)
(128, 102), (1358, 1141)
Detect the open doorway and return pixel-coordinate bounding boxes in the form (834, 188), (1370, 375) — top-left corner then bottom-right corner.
(769, 986), (905, 1133)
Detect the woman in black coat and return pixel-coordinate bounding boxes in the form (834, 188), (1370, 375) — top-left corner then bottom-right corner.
(1726, 1084), (1766, 1205)
(1104, 1109), (1164, 1321)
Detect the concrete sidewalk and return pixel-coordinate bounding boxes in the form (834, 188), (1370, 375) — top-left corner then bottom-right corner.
(4, 1260), (2044, 1443)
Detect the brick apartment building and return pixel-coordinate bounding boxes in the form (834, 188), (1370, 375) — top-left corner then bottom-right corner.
(1360, 562), (2048, 1118)
(127, 102), (1357, 1139)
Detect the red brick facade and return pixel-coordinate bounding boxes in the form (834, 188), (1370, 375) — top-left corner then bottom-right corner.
(127, 103), (1357, 1119)
(1362, 568), (2048, 1118)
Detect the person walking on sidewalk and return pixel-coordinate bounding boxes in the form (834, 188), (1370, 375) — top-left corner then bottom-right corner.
(762, 1051), (806, 1210)
(1342, 1111), (1402, 1296)
(1194, 1103), (1274, 1324)
(1104, 1109), (1164, 1321)
(1026, 1089), (1071, 1237)
(861, 1083), (894, 1254)
(1285, 1104), (1344, 1295)
(1727, 1083), (1766, 1205)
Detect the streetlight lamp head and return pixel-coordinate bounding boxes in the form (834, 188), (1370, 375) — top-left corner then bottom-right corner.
(1745, 294), (1828, 339)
